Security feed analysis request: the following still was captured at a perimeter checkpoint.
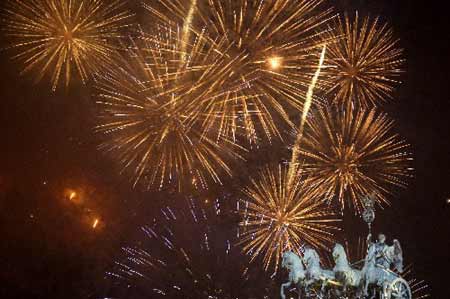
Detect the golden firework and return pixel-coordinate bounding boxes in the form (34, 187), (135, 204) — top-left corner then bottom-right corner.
(2, 0), (133, 90)
(144, 0), (336, 143)
(239, 165), (340, 272)
(299, 105), (413, 214)
(325, 12), (404, 107)
(94, 27), (244, 191)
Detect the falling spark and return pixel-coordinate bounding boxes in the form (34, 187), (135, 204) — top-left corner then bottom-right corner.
(92, 218), (99, 229)
(69, 191), (77, 201)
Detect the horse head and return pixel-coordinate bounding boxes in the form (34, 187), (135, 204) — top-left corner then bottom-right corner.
(282, 251), (304, 270)
(332, 243), (348, 266)
(333, 244), (363, 289)
(303, 247), (321, 269)
(281, 251), (293, 270)
(282, 251), (306, 283)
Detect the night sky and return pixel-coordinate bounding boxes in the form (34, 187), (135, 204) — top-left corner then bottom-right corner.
(1, 1), (449, 298)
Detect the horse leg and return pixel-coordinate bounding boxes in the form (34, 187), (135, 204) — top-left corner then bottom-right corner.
(304, 280), (312, 297)
(345, 282), (352, 298)
(280, 282), (290, 299)
(343, 280), (347, 293)
(363, 276), (370, 297)
(355, 281), (364, 299)
(381, 281), (389, 299)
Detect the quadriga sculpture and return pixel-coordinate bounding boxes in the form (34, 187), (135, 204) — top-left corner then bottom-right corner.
(279, 234), (412, 299)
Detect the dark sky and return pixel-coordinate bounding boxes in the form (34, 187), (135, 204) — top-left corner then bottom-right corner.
(1, 0), (449, 298)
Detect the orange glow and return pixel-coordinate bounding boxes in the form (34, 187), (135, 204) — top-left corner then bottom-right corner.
(69, 191), (77, 200)
(267, 56), (282, 70)
(64, 188), (83, 205)
(92, 218), (99, 229)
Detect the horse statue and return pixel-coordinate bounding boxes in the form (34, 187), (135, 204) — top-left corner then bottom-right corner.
(280, 251), (306, 299)
(332, 243), (363, 295)
(303, 247), (335, 294)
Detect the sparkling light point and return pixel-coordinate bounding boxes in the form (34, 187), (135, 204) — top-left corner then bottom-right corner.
(92, 218), (99, 229)
(267, 56), (283, 70)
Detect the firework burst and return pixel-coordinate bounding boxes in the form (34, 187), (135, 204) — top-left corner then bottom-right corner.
(94, 28), (244, 191)
(108, 197), (274, 299)
(1, 0), (133, 90)
(239, 165), (340, 272)
(144, 0), (336, 143)
(299, 105), (413, 214)
(324, 12), (404, 107)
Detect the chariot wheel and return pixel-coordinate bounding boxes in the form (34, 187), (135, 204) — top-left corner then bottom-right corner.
(386, 278), (411, 299)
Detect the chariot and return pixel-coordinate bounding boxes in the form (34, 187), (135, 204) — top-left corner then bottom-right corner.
(280, 196), (411, 299)
(280, 241), (411, 299)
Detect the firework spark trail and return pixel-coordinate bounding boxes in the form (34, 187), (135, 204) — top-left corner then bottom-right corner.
(180, 0), (197, 63)
(402, 265), (431, 299)
(301, 46), (327, 137)
(287, 45), (326, 190)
